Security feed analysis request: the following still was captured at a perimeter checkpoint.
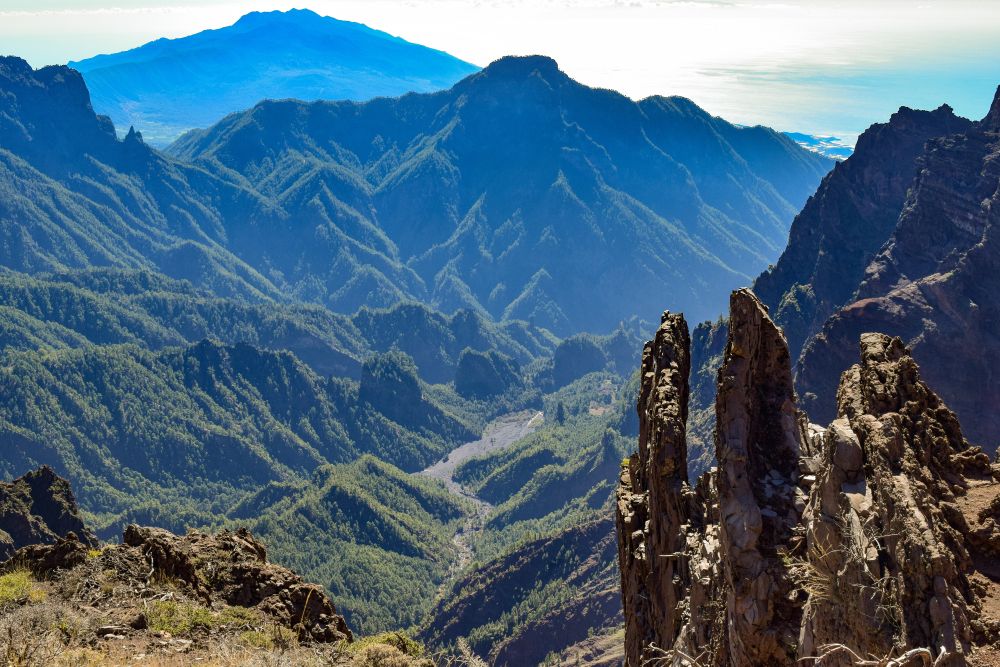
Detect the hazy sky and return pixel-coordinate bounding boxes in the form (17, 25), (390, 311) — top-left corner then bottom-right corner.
(2, 0), (998, 141)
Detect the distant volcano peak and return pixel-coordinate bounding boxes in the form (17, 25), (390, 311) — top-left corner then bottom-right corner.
(480, 55), (563, 81)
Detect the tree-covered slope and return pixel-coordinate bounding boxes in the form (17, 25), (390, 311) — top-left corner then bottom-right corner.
(249, 455), (472, 633)
(171, 55), (833, 332)
(0, 56), (285, 301)
(0, 340), (473, 535)
(70, 9), (479, 145)
(2, 54), (830, 334)
(0, 54), (423, 315)
(0, 268), (557, 384)
(418, 372), (637, 664)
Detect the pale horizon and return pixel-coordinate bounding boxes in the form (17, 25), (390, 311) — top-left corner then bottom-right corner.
(2, 0), (999, 141)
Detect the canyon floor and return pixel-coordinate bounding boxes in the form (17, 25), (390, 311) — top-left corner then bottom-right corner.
(420, 410), (544, 589)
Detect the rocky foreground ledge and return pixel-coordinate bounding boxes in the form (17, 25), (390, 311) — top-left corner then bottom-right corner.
(0, 468), (442, 666)
(617, 289), (1000, 666)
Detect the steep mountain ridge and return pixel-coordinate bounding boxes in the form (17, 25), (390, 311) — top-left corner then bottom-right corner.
(0, 339), (492, 632)
(2, 55), (831, 336)
(420, 516), (621, 666)
(792, 87), (1000, 450)
(689, 87), (1000, 463)
(753, 102), (973, 357)
(69, 9), (479, 145)
(170, 55), (832, 332)
(0, 268), (557, 384)
(0, 55), (286, 301)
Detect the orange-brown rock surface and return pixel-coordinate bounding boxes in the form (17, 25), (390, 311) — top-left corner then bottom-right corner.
(779, 87), (1000, 456)
(121, 524), (353, 643)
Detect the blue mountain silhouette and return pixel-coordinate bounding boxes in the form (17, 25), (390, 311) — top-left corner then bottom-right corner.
(69, 9), (479, 145)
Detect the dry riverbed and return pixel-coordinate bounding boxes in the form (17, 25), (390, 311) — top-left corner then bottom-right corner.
(419, 409), (544, 589)
(420, 410), (543, 497)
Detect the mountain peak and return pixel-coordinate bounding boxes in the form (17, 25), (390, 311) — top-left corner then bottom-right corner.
(984, 84), (1000, 130)
(68, 10), (479, 145)
(480, 55), (563, 80)
(239, 7), (320, 20)
(232, 8), (325, 30)
(0, 55), (34, 81)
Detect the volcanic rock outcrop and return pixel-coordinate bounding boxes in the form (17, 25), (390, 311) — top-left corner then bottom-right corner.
(797, 333), (995, 665)
(745, 86), (1000, 454)
(753, 103), (972, 359)
(616, 289), (1000, 666)
(2, 522), (352, 645)
(120, 524), (353, 642)
(617, 310), (691, 664)
(795, 87), (1000, 453)
(0, 466), (98, 560)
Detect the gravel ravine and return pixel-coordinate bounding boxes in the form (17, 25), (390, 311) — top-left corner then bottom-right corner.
(419, 410), (544, 593)
(420, 409), (544, 496)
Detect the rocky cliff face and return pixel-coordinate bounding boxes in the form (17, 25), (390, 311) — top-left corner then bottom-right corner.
(713, 290), (807, 664)
(616, 311), (691, 665)
(797, 333), (996, 664)
(0, 466), (97, 560)
(753, 104), (972, 359)
(0, 520), (365, 663)
(745, 87), (1000, 455)
(616, 289), (1000, 666)
(796, 88), (1000, 454)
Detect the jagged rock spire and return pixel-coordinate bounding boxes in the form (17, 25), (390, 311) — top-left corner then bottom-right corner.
(616, 294), (1000, 666)
(799, 334), (995, 665)
(983, 84), (1000, 131)
(616, 290), (807, 666)
(616, 310), (691, 666)
(714, 288), (805, 665)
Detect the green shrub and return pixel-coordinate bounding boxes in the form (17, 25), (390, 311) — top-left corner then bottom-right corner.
(0, 570), (46, 604)
(147, 600), (261, 635)
(347, 631), (424, 657)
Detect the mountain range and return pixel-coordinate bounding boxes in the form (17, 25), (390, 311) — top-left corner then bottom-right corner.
(1, 53), (831, 336)
(69, 9), (480, 145)
(684, 87), (1000, 474)
(8, 20), (995, 665)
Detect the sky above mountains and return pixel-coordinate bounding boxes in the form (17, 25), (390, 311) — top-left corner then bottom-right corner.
(2, 0), (998, 142)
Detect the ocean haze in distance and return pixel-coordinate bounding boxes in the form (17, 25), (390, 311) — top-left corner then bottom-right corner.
(2, 0), (998, 143)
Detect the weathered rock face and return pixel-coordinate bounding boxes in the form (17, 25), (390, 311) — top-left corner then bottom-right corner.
(690, 104), (977, 482)
(797, 96), (1000, 453)
(616, 311), (691, 666)
(714, 289), (806, 664)
(617, 289), (1000, 666)
(753, 104), (972, 359)
(754, 86), (1000, 455)
(0, 466), (98, 560)
(121, 525), (352, 643)
(617, 291), (807, 666)
(798, 333), (994, 664)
